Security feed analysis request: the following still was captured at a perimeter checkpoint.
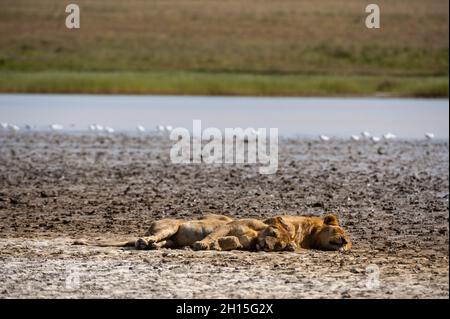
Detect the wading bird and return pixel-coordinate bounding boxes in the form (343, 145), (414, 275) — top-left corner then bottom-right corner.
(137, 125), (146, 133)
(105, 127), (115, 134)
(361, 131), (371, 138)
(371, 136), (381, 143)
(50, 124), (64, 131)
(383, 133), (396, 140)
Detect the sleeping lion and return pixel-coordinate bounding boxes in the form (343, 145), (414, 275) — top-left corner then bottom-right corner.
(256, 214), (352, 252)
(191, 214), (352, 252)
(74, 213), (351, 252)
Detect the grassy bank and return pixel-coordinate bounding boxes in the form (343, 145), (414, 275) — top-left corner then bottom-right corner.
(0, 71), (448, 97)
(0, 0), (448, 96)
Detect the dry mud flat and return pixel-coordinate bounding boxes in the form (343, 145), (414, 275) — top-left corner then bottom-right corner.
(0, 132), (448, 298)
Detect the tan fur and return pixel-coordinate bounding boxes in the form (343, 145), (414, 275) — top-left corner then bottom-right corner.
(73, 213), (352, 252)
(74, 214), (233, 250)
(266, 214), (352, 252)
(192, 217), (296, 252)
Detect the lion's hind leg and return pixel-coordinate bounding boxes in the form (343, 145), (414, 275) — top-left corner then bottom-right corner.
(136, 219), (181, 250)
(191, 225), (231, 250)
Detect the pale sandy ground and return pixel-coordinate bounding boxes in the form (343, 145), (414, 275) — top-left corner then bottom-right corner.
(0, 133), (448, 298)
(1, 238), (448, 298)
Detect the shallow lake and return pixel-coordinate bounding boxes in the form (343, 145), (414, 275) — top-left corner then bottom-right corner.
(0, 94), (448, 138)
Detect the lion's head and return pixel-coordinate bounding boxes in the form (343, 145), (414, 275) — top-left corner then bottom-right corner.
(311, 214), (352, 252)
(255, 216), (297, 252)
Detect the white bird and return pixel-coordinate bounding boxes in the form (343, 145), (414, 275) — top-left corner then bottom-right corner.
(105, 127), (115, 134)
(383, 133), (396, 140)
(371, 136), (381, 143)
(165, 125), (173, 132)
(319, 135), (330, 142)
(425, 133), (435, 140)
(8, 124), (20, 132)
(157, 125), (165, 132)
(351, 135), (360, 141)
(88, 124), (97, 132)
(137, 125), (146, 133)
(95, 124), (104, 132)
(361, 131), (371, 138)
(50, 124), (63, 131)
(1, 122), (8, 130)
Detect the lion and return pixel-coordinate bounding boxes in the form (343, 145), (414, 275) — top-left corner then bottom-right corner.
(74, 214), (233, 250)
(74, 213), (351, 253)
(191, 217), (297, 252)
(255, 214), (352, 252)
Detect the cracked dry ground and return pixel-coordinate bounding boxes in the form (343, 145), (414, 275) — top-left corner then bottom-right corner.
(0, 133), (448, 298)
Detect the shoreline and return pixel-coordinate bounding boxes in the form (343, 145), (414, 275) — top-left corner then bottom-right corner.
(1, 71), (448, 98)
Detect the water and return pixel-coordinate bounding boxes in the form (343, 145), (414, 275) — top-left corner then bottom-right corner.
(0, 94), (448, 138)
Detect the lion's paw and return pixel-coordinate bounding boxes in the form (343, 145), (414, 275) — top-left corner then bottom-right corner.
(218, 236), (241, 251)
(145, 237), (157, 244)
(135, 238), (149, 250)
(285, 243), (297, 252)
(191, 241), (210, 251)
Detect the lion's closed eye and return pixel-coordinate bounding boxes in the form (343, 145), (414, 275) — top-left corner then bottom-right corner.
(266, 228), (277, 237)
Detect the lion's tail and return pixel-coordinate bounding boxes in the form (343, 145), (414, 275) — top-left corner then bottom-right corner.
(73, 239), (136, 247)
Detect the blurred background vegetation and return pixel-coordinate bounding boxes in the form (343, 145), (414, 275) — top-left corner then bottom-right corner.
(0, 0), (448, 96)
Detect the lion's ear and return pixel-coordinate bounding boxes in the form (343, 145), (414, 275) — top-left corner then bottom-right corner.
(277, 217), (291, 231)
(279, 217), (296, 238)
(263, 216), (281, 225)
(323, 214), (339, 226)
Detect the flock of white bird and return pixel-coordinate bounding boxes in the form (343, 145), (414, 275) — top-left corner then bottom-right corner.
(0, 122), (20, 131)
(0, 121), (438, 141)
(318, 131), (435, 142)
(0, 122), (176, 134)
(87, 123), (176, 134)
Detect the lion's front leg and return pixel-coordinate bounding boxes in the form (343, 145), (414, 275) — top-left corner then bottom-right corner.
(216, 231), (258, 251)
(236, 233), (258, 250)
(217, 236), (242, 251)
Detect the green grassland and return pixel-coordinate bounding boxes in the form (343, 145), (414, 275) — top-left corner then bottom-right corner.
(1, 71), (448, 97)
(0, 0), (448, 96)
